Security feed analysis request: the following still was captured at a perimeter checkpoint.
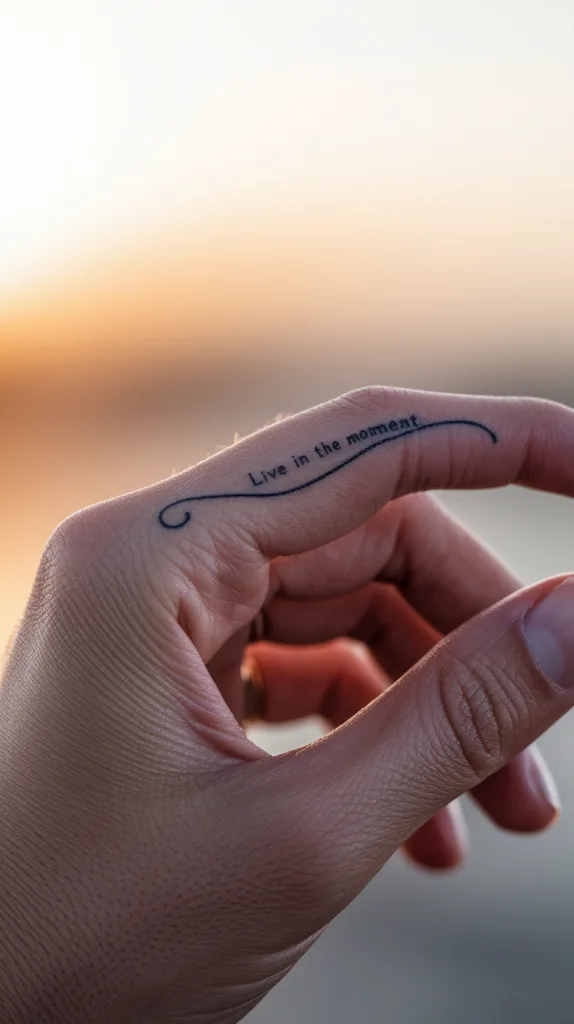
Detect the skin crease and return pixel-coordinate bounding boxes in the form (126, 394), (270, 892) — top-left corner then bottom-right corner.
(1, 385), (574, 1023)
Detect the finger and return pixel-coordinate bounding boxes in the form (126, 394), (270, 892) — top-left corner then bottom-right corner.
(150, 387), (574, 661)
(401, 801), (469, 871)
(246, 639), (469, 869)
(155, 388), (574, 569)
(245, 639), (384, 727)
(267, 491), (521, 637)
(65, 387), (574, 762)
(259, 583), (560, 831)
(261, 582), (439, 677)
(257, 575), (574, 918)
(472, 745), (560, 832)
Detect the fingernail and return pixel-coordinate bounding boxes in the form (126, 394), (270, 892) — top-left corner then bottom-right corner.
(524, 746), (561, 817)
(446, 799), (470, 855)
(522, 578), (574, 689)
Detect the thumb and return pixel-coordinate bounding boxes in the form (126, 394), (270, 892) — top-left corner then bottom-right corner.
(261, 575), (574, 917)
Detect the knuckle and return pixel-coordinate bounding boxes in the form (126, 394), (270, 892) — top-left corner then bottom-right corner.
(47, 506), (114, 569)
(521, 395), (564, 419)
(228, 774), (341, 927)
(27, 504), (164, 668)
(341, 638), (374, 671)
(336, 385), (399, 419)
(435, 649), (529, 778)
(328, 639), (373, 684)
(395, 490), (441, 521)
(18, 511), (114, 644)
(517, 396), (571, 484)
(39, 504), (135, 607)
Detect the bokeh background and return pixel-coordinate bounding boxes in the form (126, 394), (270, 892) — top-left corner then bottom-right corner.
(2, 2), (574, 1021)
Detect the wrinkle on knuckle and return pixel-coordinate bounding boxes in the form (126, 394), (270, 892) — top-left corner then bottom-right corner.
(512, 396), (567, 486)
(336, 385), (397, 420)
(434, 650), (520, 779)
(521, 402), (561, 484)
(393, 427), (451, 500)
(391, 430), (421, 498)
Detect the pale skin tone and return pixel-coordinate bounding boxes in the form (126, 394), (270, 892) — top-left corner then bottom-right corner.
(3, 385), (574, 1022)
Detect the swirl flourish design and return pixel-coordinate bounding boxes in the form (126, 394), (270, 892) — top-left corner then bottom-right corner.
(158, 417), (498, 529)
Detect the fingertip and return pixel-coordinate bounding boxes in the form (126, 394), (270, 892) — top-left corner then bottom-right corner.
(500, 801), (561, 835)
(538, 804), (561, 833)
(526, 745), (561, 820)
(471, 746), (561, 834)
(402, 843), (468, 873)
(402, 803), (470, 873)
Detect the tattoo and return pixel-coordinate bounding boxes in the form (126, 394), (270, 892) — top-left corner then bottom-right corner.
(158, 414), (498, 529)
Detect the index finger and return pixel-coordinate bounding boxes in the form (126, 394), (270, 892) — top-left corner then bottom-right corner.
(155, 387), (574, 559)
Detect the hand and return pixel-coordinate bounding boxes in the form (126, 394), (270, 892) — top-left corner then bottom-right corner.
(2, 386), (574, 1024)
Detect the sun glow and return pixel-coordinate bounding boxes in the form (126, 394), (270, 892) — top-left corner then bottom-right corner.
(0, 0), (573, 380)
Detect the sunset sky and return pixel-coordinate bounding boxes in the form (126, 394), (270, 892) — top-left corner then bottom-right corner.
(1, 1), (573, 366)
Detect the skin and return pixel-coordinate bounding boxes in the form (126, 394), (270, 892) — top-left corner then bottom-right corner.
(2, 384), (574, 1023)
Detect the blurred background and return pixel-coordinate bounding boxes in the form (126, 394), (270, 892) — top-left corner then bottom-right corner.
(1, 2), (574, 1020)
